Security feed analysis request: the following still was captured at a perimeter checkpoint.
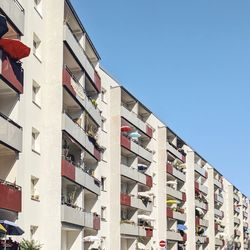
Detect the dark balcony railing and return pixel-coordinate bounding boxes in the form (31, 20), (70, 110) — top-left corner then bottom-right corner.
(0, 50), (23, 93)
(0, 179), (21, 212)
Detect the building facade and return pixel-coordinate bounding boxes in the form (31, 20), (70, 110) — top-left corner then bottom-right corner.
(0, 0), (249, 249)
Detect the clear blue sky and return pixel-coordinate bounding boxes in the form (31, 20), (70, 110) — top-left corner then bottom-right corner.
(71, 0), (250, 196)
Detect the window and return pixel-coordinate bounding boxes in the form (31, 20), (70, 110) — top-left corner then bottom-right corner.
(101, 206), (107, 221)
(32, 80), (41, 107)
(101, 177), (106, 191)
(32, 127), (40, 153)
(30, 225), (38, 240)
(33, 33), (41, 61)
(101, 88), (107, 103)
(31, 176), (40, 201)
(34, 0), (42, 17)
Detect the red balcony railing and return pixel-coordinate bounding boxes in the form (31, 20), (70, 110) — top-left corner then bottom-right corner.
(61, 158), (76, 181)
(94, 71), (101, 93)
(120, 135), (131, 149)
(0, 179), (21, 212)
(62, 67), (76, 97)
(146, 125), (153, 138)
(120, 193), (131, 206)
(145, 228), (153, 237)
(93, 214), (101, 230)
(167, 207), (173, 218)
(0, 50), (23, 93)
(146, 175), (153, 188)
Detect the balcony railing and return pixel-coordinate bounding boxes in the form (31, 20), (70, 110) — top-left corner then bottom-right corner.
(62, 66), (102, 126)
(0, 50), (24, 93)
(61, 158), (101, 195)
(63, 23), (101, 93)
(166, 141), (186, 162)
(120, 164), (152, 188)
(0, 179), (21, 212)
(166, 163), (186, 182)
(121, 104), (153, 138)
(62, 112), (102, 161)
(120, 135), (153, 162)
(0, 0), (25, 34)
(0, 112), (22, 152)
(120, 221), (153, 237)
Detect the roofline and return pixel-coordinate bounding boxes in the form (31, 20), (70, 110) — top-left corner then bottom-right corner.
(99, 67), (250, 198)
(66, 0), (101, 60)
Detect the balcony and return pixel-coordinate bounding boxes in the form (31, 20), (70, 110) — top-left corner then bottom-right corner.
(61, 204), (85, 227)
(0, 50), (24, 94)
(84, 212), (101, 230)
(166, 186), (186, 202)
(167, 208), (186, 222)
(234, 229), (241, 237)
(195, 182), (208, 195)
(61, 159), (100, 195)
(195, 200), (208, 211)
(120, 193), (153, 212)
(62, 113), (101, 161)
(120, 223), (153, 237)
(234, 217), (240, 225)
(194, 164), (208, 179)
(196, 236), (209, 244)
(0, 179), (21, 213)
(233, 193), (240, 202)
(120, 135), (153, 162)
(166, 163), (186, 182)
(61, 204), (100, 230)
(215, 223), (224, 233)
(166, 231), (183, 242)
(215, 238), (224, 246)
(62, 67), (102, 126)
(0, 0), (24, 34)
(234, 205), (240, 214)
(214, 178), (223, 189)
(214, 208), (224, 219)
(243, 211), (248, 218)
(166, 142), (186, 162)
(214, 193), (224, 204)
(196, 217), (209, 228)
(243, 222), (248, 228)
(121, 164), (152, 188)
(63, 24), (100, 92)
(121, 106), (153, 138)
(0, 112), (22, 152)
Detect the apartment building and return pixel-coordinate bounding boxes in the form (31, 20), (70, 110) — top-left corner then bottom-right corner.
(0, 0), (249, 250)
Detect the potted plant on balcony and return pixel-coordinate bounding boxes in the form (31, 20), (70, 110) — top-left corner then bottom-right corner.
(20, 239), (42, 250)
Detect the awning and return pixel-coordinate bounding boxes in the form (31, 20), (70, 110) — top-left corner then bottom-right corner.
(0, 38), (30, 60)
(0, 15), (8, 38)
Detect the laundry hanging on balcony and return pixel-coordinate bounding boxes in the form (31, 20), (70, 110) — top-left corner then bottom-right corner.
(177, 224), (187, 231)
(0, 15), (8, 38)
(0, 38), (30, 60)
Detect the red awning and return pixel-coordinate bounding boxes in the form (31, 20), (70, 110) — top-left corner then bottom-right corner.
(0, 38), (30, 60)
